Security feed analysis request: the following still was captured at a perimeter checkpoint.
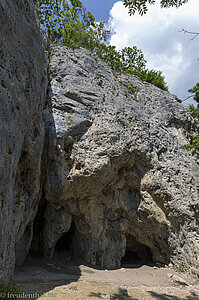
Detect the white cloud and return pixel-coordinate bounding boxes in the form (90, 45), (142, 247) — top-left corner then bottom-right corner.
(108, 0), (199, 103)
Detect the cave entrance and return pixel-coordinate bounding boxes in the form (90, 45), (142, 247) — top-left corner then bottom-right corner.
(122, 234), (153, 266)
(54, 221), (76, 259)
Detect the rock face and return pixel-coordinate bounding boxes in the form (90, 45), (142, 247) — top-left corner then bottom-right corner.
(0, 0), (48, 282)
(0, 0), (199, 283)
(39, 45), (199, 269)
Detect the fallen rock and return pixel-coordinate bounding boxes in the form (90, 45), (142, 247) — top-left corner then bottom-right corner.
(168, 274), (189, 286)
(191, 267), (199, 277)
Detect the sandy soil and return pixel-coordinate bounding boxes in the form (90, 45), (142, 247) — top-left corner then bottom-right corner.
(14, 257), (199, 300)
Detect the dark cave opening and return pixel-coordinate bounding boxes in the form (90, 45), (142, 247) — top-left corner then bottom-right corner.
(122, 250), (140, 264)
(122, 234), (153, 265)
(54, 221), (76, 257)
(29, 195), (47, 258)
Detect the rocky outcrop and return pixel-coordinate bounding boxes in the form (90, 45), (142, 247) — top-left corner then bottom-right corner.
(0, 0), (199, 283)
(39, 46), (199, 269)
(0, 0), (48, 282)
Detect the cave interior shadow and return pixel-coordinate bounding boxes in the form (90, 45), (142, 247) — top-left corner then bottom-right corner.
(15, 219), (160, 299)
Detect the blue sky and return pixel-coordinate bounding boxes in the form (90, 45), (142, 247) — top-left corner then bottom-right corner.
(81, 0), (199, 105)
(81, 0), (116, 22)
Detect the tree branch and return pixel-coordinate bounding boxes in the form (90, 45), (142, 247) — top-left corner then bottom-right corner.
(182, 94), (194, 101)
(180, 28), (199, 40)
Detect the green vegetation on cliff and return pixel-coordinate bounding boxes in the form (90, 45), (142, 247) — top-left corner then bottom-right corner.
(183, 83), (199, 157)
(122, 0), (198, 157)
(35, 0), (168, 91)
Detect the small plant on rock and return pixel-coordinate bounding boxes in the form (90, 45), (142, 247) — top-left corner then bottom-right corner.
(0, 281), (20, 299)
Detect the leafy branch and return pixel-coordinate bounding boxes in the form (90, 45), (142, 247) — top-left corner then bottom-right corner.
(123, 0), (188, 16)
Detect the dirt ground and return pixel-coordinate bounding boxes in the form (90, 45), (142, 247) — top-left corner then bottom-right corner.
(14, 257), (199, 300)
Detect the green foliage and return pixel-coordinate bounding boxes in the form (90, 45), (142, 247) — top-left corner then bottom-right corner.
(96, 45), (146, 72)
(96, 45), (168, 90)
(95, 44), (123, 71)
(123, 0), (188, 15)
(125, 85), (140, 100)
(35, 0), (168, 90)
(183, 83), (199, 158)
(127, 85), (140, 93)
(121, 46), (146, 71)
(128, 69), (168, 91)
(0, 281), (20, 299)
(173, 265), (185, 273)
(188, 82), (199, 103)
(128, 117), (134, 123)
(35, 0), (110, 49)
(183, 136), (199, 157)
(189, 104), (199, 118)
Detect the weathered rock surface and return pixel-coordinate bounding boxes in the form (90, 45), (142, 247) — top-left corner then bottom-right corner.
(0, 0), (47, 282)
(39, 45), (199, 269)
(0, 0), (199, 283)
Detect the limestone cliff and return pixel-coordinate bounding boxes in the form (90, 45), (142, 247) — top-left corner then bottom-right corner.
(0, 0), (48, 282)
(39, 46), (199, 270)
(0, 0), (199, 284)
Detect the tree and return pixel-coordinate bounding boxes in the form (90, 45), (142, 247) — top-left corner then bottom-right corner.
(35, 0), (168, 90)
(188, 82), (199, 103)
(182, 83), (199, 158)
(123, 0), (188, 15)
(96, 46), (146, 72)
(35, 0), (110, 48)
(92, 44), (168, 90)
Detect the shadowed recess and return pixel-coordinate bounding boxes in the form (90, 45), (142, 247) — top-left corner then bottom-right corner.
(122, 234), (153, 265)
(54, 221), (76, 258)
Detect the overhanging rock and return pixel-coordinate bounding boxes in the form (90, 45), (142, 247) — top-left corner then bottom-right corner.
(41, 45), (199, 269)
